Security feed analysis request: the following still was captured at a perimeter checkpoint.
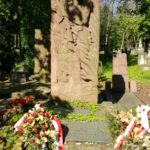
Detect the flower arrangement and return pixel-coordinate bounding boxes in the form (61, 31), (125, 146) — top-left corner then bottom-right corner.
(113, 105), (150, 149)
(0, 96), (34, 126)
(0, 97), (63, 150)
(0, 96), (34, 149)
(15, 104), (57, 150)
(8, 96), (34, 111)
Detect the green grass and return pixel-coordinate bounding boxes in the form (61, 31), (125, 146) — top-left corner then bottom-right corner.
(128, 65), (150, 84)
(47, 100), (105, 121)
(101, 54), (150, 84)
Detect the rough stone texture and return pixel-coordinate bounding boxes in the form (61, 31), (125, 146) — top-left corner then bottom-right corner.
(112, 53), (129, 92)
(51, 0), (100, 103)
(34, 29), (50, 82)
(64, 142), (113, 150)
(62, 120), (112, 143)
(130, 80), (137, 93)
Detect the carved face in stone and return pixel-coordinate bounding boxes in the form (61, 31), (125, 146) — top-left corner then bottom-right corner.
(65, 0), (94, 26)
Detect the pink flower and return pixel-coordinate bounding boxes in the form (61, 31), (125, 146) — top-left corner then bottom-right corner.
(27, 112), (31, 115)
(27, 96), (33, 103)
(33, 128), (38, 133)
(18, 126), (23, 132)
(27, 118), (32, 124)
(18, 103), (22, 107)
(42, 133), (47, 137)
(39, 111), (44, 116)
(31, 112), (37, 117)
(34, 125), (38, 129)
(22, 119), (27, 123)
(45, 111), (49, 117)
(50, 124), (54, 129)
(42, 125), (47, 130)
(30, 139), (35, 143)
(36, 134), (40, 139)
(46, 118), (50, 122)
(11, 108), (18, 113)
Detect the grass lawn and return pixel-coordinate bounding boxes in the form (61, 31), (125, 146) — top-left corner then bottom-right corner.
(100, 54), (150, 85)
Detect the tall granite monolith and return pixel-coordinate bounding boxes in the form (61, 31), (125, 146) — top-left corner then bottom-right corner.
(51, 0), (100, 103)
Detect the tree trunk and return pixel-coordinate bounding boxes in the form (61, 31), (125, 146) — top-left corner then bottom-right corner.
(121, 32), (125, 49)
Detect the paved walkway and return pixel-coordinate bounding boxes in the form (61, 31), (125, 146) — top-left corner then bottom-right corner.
(62, 92), (144, 149)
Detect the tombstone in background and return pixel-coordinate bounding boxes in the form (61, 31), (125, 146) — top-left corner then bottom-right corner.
(138, 52), (147, 65)
(112, 53), (129, 92)
(34, 29), (50, 82)
(137, 39), (147, 65)
(50, 0), (100, 103)
(137, 39), (144, 52)
(146, 50), (150, 65)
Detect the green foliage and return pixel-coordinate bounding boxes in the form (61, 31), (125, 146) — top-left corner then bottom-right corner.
(47, 100), (105, 122)
(106, 112), (121, 140)
(70, 100), (102, 115)
(65, 114), (106, 122)
(101, 54), (150, 84)
(100, 53), (112, 80)
(100, 0), (148, 55)
(139, 0), (150, 38)
(15, 49), (34, 72)
(0, 0), (50, 73)
(0, 124), (22, 150)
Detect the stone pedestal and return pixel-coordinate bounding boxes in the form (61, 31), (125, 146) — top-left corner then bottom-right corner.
(130, 80), (137, 93)
(112, 53), (129, 92)
(50, 0), (100, 103)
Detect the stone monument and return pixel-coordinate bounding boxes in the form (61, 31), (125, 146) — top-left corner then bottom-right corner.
(112, 53), (129, 92)
(137, 39), (144, 52)
(50, 0), (100, 103)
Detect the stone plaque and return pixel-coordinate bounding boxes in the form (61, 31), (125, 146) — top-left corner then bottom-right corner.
(50, 0), (100, 103)
(112, 53), (129, 92)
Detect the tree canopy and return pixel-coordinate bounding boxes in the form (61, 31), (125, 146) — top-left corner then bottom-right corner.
(100, 0), (150, 55)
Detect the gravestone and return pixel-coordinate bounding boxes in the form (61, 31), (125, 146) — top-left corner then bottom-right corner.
(146, 50), (150, 65)
(138, 52), (146, 65)
(112, 53), (129, 92)
(137, 39), (144, 52)
(50, 0), (100, 103)
(34, 29), (50, 82)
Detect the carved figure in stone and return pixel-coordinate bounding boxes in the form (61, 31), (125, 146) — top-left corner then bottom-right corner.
(51, 0), (99, 103)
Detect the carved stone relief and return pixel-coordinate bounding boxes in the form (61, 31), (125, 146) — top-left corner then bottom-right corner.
(51, 0), (100, 103)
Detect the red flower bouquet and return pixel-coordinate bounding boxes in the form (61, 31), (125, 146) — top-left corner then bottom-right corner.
(16, 105), (57, 150)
